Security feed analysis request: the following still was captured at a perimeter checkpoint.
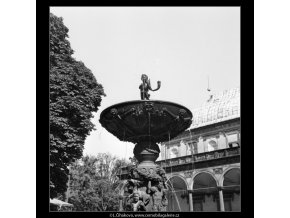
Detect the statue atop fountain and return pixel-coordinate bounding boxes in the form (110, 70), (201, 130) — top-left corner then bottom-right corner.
(99, 74), (192, 211)
(139, 74), (161, 100)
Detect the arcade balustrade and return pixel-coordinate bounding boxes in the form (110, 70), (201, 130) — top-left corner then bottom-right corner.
(118, 147), (240, 177)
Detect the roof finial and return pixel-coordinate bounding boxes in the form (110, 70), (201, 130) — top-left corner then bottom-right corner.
(207, 75), (213, 102)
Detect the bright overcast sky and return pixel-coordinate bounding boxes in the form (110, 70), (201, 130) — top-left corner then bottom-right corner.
(50, 7), (240, 160)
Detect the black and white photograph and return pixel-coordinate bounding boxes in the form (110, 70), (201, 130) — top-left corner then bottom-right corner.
(49, 6), (243, 213)
(12, 0), (290, 217)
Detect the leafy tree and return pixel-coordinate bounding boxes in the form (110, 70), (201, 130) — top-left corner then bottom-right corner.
(94, 153), (128, 184)
(67, 154), (129, 211)
(49, 13), (105, 198)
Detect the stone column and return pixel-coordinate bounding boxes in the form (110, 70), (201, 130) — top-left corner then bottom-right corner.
(188, 192), (193, 212)
(218, 186), (225, 211)
(119, 199), (123, 211)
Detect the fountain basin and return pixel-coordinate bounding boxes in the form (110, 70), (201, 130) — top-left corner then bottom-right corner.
(99, 100), (193, 144)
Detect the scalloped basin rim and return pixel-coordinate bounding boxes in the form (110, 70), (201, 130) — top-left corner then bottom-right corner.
(100, 99), (193, 117)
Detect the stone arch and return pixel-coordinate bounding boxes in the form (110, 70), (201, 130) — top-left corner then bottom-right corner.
(165, 174), (190, 212)
(220, 167), (240, 187)
(219, 167), (241, 211)
(166, 173), (189, 190)
(190, 171), (219, 212)
(191, 170), (219, 189)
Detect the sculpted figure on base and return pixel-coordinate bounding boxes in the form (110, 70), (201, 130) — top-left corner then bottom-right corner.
(123, 166), (169, 211)
(125, 190), (150, 211)
(147, 180), (168, 211)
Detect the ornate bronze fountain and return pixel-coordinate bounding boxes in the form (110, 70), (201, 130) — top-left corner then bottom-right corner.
(99, 74), (192, 211)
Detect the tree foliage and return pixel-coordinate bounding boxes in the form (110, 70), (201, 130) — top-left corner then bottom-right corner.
(49, 13), (105, 198)
(68, 154), (129, 211)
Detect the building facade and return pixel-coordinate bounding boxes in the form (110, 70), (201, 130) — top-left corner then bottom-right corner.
(119, 87), (240, 212)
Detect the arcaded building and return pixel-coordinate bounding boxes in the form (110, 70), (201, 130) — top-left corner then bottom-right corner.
(119, 87), (240, 212)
